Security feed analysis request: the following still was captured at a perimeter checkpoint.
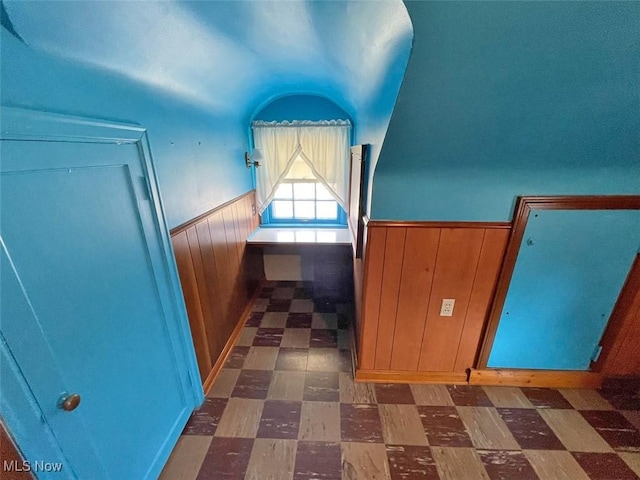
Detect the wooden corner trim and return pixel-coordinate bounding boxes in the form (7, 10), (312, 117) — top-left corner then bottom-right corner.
(354, 369), (468, 385)
(366, 220), (512, 229)
(170, 190), (256, 236)
(468, 368), (604, 389)
(202, 282), (262, 395)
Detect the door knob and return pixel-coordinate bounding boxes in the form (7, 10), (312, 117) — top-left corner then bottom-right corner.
(58, 393), (81, 412)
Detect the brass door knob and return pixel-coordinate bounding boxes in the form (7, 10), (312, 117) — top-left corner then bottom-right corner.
(58, 393), (81, 412)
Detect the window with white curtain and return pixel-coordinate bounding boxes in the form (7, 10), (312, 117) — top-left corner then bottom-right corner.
(251, 120), (351, 225)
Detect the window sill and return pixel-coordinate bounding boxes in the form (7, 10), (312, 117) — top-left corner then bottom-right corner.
(247, 227), (351, 246)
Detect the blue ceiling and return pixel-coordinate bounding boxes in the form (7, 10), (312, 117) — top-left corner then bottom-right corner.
(4, 0), (413, 125)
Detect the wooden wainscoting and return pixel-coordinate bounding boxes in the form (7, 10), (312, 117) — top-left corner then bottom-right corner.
(357, 221), (510, 382)
(171, 191), (263, 391)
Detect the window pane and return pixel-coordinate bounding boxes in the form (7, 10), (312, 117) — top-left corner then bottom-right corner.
(272, 200), (293, 218)
(293, 182), (315, 200)
(294, 200), (315, 219)
(316, 201), (338, 219)
(274, 183), (293, 199)
(316, 183), (334, 200)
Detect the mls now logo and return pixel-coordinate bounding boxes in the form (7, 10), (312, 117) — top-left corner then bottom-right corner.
(3, 460), (64, 473)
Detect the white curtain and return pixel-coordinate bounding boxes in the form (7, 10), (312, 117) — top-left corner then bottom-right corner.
(252, 120), (351, 214)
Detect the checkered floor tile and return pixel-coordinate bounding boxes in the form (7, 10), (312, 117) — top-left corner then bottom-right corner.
(160, 281), (640, 480)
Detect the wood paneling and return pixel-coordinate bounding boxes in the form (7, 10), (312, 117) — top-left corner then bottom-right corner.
(171, 191), (263, 388)
(594, 255), (640, 376)
(469, 369), (603, 389)
(357, 223), (509, 377)
(1, 422), (33, 480)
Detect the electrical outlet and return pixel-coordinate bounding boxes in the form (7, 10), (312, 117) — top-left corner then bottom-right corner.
(440, 299), (455, 317)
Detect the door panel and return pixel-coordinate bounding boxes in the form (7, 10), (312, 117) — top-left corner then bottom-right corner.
(1, 132), (197, 478)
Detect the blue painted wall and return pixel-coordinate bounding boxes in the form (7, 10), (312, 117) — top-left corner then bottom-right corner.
(372, 1), (640, 221)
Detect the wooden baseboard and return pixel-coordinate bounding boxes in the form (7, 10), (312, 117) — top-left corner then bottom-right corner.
(469, 368), (604, 389)
(202, 284), (262, 395)
(355, 369), (468, 385)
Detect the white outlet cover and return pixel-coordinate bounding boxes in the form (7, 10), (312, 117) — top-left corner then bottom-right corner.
(440, 299), (455, 317)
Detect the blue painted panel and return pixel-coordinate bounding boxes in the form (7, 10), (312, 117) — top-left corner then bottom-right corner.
(1, 123), (197, 478)
(372, 2), (640, 221)
(488, 209), (640, 370)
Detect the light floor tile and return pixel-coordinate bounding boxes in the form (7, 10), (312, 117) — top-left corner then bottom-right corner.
(559, 389), (614, 410)
(306, 348), (339, 372)
(482, 386), (534, 408)
(538, 409), (613, 453)
(378, 404), (428, 446)
(524, 450), (591, 480)
(312, 313), (338, 329)
(243, 346), (279, 370)
(236, 327), (258, 347)
(271, 288), (295, 300)
(622, 411), (640, 431)
(268, 371), (305, 401)
(290, 299), (314, 313)
(457, 406), (520, 450)
(431, 446), (490, 480)
(281, 329), (311, 348)
(298, 401), (341, 442)
(410, 384), (454, 406)
(252, 298), (269, 312)
(215, 398), (264, 438)
(619, 452), (640, 476)
(341, 442), (390, 480)
(158, 435), (212, 480)
(245, 438), (296, 480)
(208, 369), (240, 398)
(261, 312), (288, 328)
(339, 373), (377, 404)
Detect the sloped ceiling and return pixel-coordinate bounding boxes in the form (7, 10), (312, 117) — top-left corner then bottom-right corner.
(3, 0), (412, 123)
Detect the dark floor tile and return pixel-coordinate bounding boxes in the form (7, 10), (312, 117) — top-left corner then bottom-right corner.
(498, 408), (565, 450)
(599, 389), (640, 411)
(245, 312), (265, 327)
(310, 329), (338, 348)
(286, 313), (313, 328)
(312, 298), (337, 313)
(183, 398), (228, 435)
(307, 349), (340, 372)
(337, 314), (350, 330)
(572, 452), (639, 480)
(340, 403), (384, 443)
(338, 350), (353, 374)
(225, 346), (250, 368)
(252, 327), (284, 347)
(278, 281), (298, 287)
(276, 348), (308, 371)
(267, 299), (292, 312)
(386, 445), (440, 480)
(446, 385), (494, 407)
(304, 372), (339, 402)
(294, 288), (313, 299)
(375, 384), (416, 404)
(231, 370), (273, 399)
(196, 437), (254, 480)
(256, 400), (302, 439)
(294, 441), (341, 480)
(521, 388), (573, 409)
(580, 410), (640, 452)
(417, 406), (473, 447)
(478, 450), (539, 480)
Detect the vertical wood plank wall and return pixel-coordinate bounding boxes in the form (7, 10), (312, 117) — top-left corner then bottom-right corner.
(171, 191), (262, 388)
(358, 223), (509, 378)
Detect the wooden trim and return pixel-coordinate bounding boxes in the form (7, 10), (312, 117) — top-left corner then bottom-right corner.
(476, 195), (640, 368)
(469, 368), (604, 389)
(170, 190), (256, 236)
(202, 283), (262, 395)
(355, 369), (468, 385)
(367, 220), (512, 229)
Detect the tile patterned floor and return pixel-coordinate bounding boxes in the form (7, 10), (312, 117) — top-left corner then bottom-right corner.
(160, 281), (640, 480)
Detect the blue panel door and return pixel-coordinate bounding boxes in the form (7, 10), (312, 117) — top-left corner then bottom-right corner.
(1, 118), (199, 479)
(488, 209), (640, 370)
